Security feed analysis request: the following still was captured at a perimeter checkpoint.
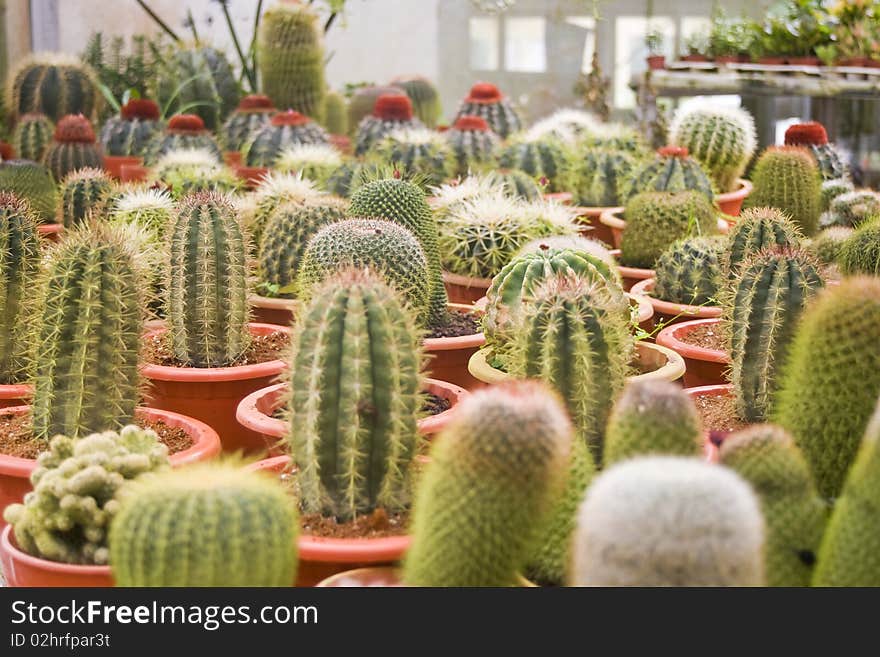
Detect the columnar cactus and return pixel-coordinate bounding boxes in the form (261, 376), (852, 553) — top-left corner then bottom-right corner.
(669, 105), (757, 192)
(286, 268), (424, 520)
(3, 426), (169, 565)
(274, 143), (342, 185)
(149, 148), (240, 199)
(109, 463), (299, 587)
(11, 112), (53, 161)
(444, 115), (500, 175)
(489, 168), (542, 201)
(745, 146), (822, 236)
(391, 75), (442, 128)
(30, 224), (144, 439)
(620, 190), (718, 269)
(653, 236), (724, 305)
(821, 190), (880, 229)
(809, 226), (854, 265)
(322, 91), (348, 135)
(838, 217), (880, 276)
(604, 380), (703, 466)
(5, 53), (101, 122)
(0, 159), (56, 221)
(43, 114), (102, 182)
(145, 114), (222, 165)
(619, 146), (714, 203)
(0, 193), (41, 384)
(454, 82), (522, 139)
(721, 207), (802, 282)
(720, 425), (828, 587)
(99, 98), (163, 157)
(570, 457), (765, 586)
(57, 167), (113, 228)
(354, 93), (424, 156)
(257, 0), (326, 124)
(574, 148), (639, 208)
(773, 277), (880, 499)
(347, 84), (403, 137)
(374, 128), (456, 186)
(220, 94), (276, 152)
(784, 121), (849, 181)
(497, 136), (572, 193)
(242, 110), (330, 167)
(404, 381), (572, 586)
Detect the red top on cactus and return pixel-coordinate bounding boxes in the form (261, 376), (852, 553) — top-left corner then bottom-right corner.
(658, 145), (689, 158)
(373, 94), (414, 121)
(167, 114), (206, 133)
(53, 114), (96, 143)
(0, 142), (14, 160)
(784, 122), (828, 147)
(271, 110), (311, 126)
(238, 95), (276, 112)
(466, 83), (503, 103)
(453, 115), (491, 132)
(121, 98), (161, 121)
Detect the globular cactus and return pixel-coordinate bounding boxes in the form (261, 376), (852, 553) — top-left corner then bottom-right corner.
(257, 0), (326, 124)
(721, 207), (803, 282)
(784, 121), (849, 181)
(109, 463), (299, 587)
(516, 234), (615, 263)
(296, 218), (430, 320)
(108, 186), (175, 244)
(5, 53), (101, 122)
(620, 190), (718, 269)
(809, 226), (854, 266)
(42, 114), (103, 182)
(166, 192), (250, 368)
(604, 380), (703, 466)
(528, 108), (600, 144)
(619, 146), (714, 203)
(12, 112), (53, 161)
(579, 122), (648, 155)
(488, 168), (542, 201)
(838, 217), (880, 277)
(286, 268), (424, 520)
(653, 236), (724, 305)
(812, 399), (880, 586)
(391, 75), (442, 128)
(720, 425), (828, 587)
(322, 91), (348, 135)
(57, 167), (113, 228)
(144, 114), (222, 165)
(404, 381), (572, 586)
(773, 277), (880, 500)
(821, 190), (880, 229)
(258, 199), (346, 296)
(274, 143), (342, 185)
(454, 82), (522, 139)
(324, 158), (372, 198)
(374, 128), (455, 187)
(248, 171), (321, 246)
(745, 146), (822, 236)
(149, 148), (239, 199)
(220, 94), (276, 153)
(444, 115), (500, 175)
(573, 148), (639, 208)
(99, 98), (163, 157)
(30, 223), (144, 440)
(429, 173), (500, 220)
(669, 105), (757, 193)
(347, 84), (403, 137)
(0, 193), (41, 384)
(497, 136), (572, 193)
(242, 110), (329, 167)
(570, 456), (765, 586)
(354, 93), (424, 156)
(0, 159), (56, 221)
(821, 177), (854, 211)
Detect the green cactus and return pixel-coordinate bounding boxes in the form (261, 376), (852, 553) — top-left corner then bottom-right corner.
(808, 144), (848, 182)
(257, 1), (326, 124)
(809, 226), (854, 266)
(721, 207), (803, 282)
(242, 110), (329, 167)
(821, 178), (854, 211)
(720, 424), (828, 587)
(579, 122), (648, 154)
(488, 168), (542, 201)
(3, 426), (169, 565)
(653, 236), (724, 305)
(57, 167), (113, 228)
(43, 114), (103, 182)
(220, 94), (276, 153)
(404, 381), (572, 586)
(99, 98), (163, 157)
(516, 234), (614, 262)
(322, 91), (348, 135)
(529, 109), (600, 144)
(619, 146), (714, 203)
(744, 146), (822, 236)
(12, 113), (53, 161)
(149, 148), (240, 199)
(391, 75), (442, 129)
(454, 82), (522, 139)
(497, 137), (572, 193)
(274, 143), (343, 185)
(247, 171), (321, 246)
(354, 94), (424, 157)
(374, 128), (455, 187)
(324, 159), (372, 198)
(444, 115), (500, 175)
(573, 148), (639, 208)
(108, 186), (175, 244)
(773, 277), (880, 500)
(346, 85), (403, 138)
(5, 53), (101, 122)
(144, 114), (223, 165)
(620, 190), (718, 269)
(0, 159), (56, 222)
(604, 380), (703, 466)
(109, 463), (299, 587)
(838, 217), (880, 277)
(821, 190), (880, 229)
(569, 456), (765, 586)
(286, 268), (423, 520)
(669, 105), (757, 193)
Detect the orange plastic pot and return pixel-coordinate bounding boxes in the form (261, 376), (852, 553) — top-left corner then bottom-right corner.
(315, 566), (537, 587)
(574, 206), (621, 247)
(630, 278), (722, 326)
(140, 323), (289, 454)
(103, 155), (143, 180)
(235, 165), (269, 189)
(442, 270), (492, 305)
(656, 318), (729, 388)
(119, 163), (148, 183)
(0, 525), (113, 587)
(249, 294), (297, 328)
(424, 303), (485, 390)
(715, 179), (752, 217)
(0, 384), (31, 409)
(37, 223), (63, 243)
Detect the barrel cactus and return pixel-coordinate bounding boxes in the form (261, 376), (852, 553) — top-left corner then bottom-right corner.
(57, 167), (114, 228)
(745, 146), (822, 236)
(374, 128), (455, 186)
(528, 108), (600, 144)
(821, 190), (880, 229)
(653, 236), (724, 305)
(454, 82), (522, 139)
(391, 75), (442, 128)
(838, 217), (880, 277)
(324, 159), (373, 198)
(274, 143), (342, 185)
(108, 187), (175, 244)
(721, 207), (803, 282)
(354, 93), (424, 156)
(347, 84), (403, 137)
(580, 122), (648, 155)
(809, 226), (854, 266)
(5, 53), (101, 122)
(497, 136), (572, 193)
(247, 171), (321, 246)
(619, 146), (714, 203)
(489, 168), (543, 201)
(99, 98), (163, 157)
(43, 114), (102, 182)
(573, 148), (639, 208)
(784, 121), (849, 182)
(820, 177), (854, 211)
(444, 115), (500, 175)
(242, 110), (329, 167)
(220, 94), (276, 153)
(145, 114), (222, 165)
(0, 159), (56, 222)
(11, 112), (53, 161)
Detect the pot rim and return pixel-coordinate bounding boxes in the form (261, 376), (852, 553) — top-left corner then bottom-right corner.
(0, 383), (32, 400)
(248, 294), (298, 312)
(630, 278), (723, 320)
(37, 223), (63, 235)
(1, 524), (113, 576)
(715, 178), (753, 205)
(656, 318), (729, 364)
(442, 270), (493, 288)
(423, 302), (486, 351)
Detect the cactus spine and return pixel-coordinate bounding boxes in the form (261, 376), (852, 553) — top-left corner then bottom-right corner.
(838, 217), (880, 276)
(497, 137), (572, 193)
(354, 94), (424, 157)
(42, 114), (103, 182)
(619, 146), (714, 203)
(5, 53), (101, 122)
(445, 115), (500, 175)
(653, 236), (724, 305)
(99, 98), (163, 157)
(12, 113), (53, 161)
(274, 143), (342, 185)
(220, 95), (276, 152)
(57, 167), (113, 228)
(242, 110), (329, 167)
(574, 148), (639, 208)
(721, 207), (803, 282)
(454, 82), (522, 139)
(745, 146), (822, 236)
(145, 114), (222, 165)
(374, 128), (455, 187)
(0, 159), (56, 222)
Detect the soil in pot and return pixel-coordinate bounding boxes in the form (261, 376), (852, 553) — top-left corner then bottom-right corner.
(301, 508), (408, 540)
(681, 321), (726, 352)
(428, 310), (480, 339)
(692, 392), (749, 435)
(143, 331), (289, 368)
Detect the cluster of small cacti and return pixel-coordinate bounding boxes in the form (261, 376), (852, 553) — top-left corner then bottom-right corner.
(374, 128), (455, 186)
(3, 426), (169, 565)
(653, 236), (724, 305)
(745, 146), (822, 236)
(43, 114), (103, 182)
(838, 217), (880, 276)
(242, 110), (329, 167)
(220, 95), (276, 153)
(5, 53), (101, 122)
(57, 167), (113, 228)
(784, 122), (849, 181)
(721, 207), (803, 281)
(354, 93), (424, 156)
(573, 148), (640, 208)
(274, 143), (343, 184)
(99, 98), (163, 157)
(0, 159), (56, 221)
(619, 146), (714, 203)
(497, 136), (572, 193)
(444, 115), (500, 175)
(820, 189), (880, 229)
(11, 113), (53, 161)
(454, 82), (522, 139)
(145, 114), (223, 165)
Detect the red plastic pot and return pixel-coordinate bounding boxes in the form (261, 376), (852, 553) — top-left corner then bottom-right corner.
(630, 278), (722, 327)
(0, 384), (31, 409)
(786, 56), (821, 66)
(715, 55), (739, 65)
(656, 318), (729, 388)
(443, 271), (492, 305)
(647, 55), (666, 70)
(329, 134), (353, 156)
(681, 54), (709, 62)
(715, 178), (752, 217)
(103, 155), (143, 180)
(37, 223), (63, 243)
(628, 292), (655, 334)
(424, 303), (486, 390)
(140, 323), (290, 454)
(0, 525), (114, 587)
(758, 56), (786, 65)
(235, 165), (269, 189)
(119, 163), (148, 183)
(249, 294), (297, 328)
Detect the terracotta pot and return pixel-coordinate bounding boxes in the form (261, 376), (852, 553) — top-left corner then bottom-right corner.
(683, 383), (738, 446)
(630, 278), (722, 327)
(574, 206), (621, 246)
(140, 323), (290, 454)
(786, 56), (821, 66)
(424, 303), (486, 390)
(628, 292), (655, 334)
(37, 223), (63, 243)
(758, 56), (786, 65)
(223, 150), (243, 167)
(119, 163), (148, 183)
(646, 55), (666, 70)
(681, 54), (708, 62)
(103, 155), (143, 181)
(0, 383), (31, 409)
(543, 191), (573, 205)
(0, 525), (113, 587)
(715, 178), (752, 217)
(656, 318), (729, 388)
(608, 249), (654, 292)
(715, 55), (739, 65)
(235, 165), (269, 189)
(249, 294), (297, 328)
(315, 566), (537, 587)
(443, 270), (492, 305)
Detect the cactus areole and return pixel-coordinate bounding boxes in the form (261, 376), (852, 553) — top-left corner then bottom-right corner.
(167, 114), (207, 134)
(466, 83), (503, 103)
(373, 94), (414, 121)
(120, 99), (161, 121)
(53, 114), (96, 143)
(785, 122), (828, 147)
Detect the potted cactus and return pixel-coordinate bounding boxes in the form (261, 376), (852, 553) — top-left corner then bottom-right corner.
(144, 114), (222, 165)
(11, 113), (53, 162)
(453, 82), (522, 139)
(99, 98), (163, 179)
(444, 115), (500, 176)
(497, 135), (573, 194)
(374, 128), (456, 187)
(354, 93), (424, 156)
(220, 94), (277, 164)
(744, 146), (822, 236)
(6, 54), (101, 123)
(0, 159), (57, 228)
(571, 146), (642, 244)
(43, 114), (103, 182)
(240, 109), (330, 176)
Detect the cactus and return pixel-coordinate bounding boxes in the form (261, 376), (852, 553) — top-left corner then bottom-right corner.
(444, 115), (500, 175)
(374, 128), (455, 187)
(517, 234), (614, 262)
(144, 114), (222, 165)
(108, 186), (175, 244)
(109, 463), (298, 587)
(669, 105), (757, 193)
(3, 426), (169, 565)
(0, 159), (56, 222)
(286, 268), (423, 520)
(166, 192), (249, 368)
(5, 53), (101, 122)
(773, 277), (880, 500)
(248, 171), (321, 246)
(258, 199), (346, 296)
(838, 217), (880, 277)
(347, 85), (403, 137)
(488, 168), (542, 201)
(257, 1), (326, 124)
(12, 112), (53, 161)
(721, 207), (803, 282)
(579, 122), (648, 155)
(429, 173), (499, 220)
(821, 190), (880, 229)
(497, 136), (572, 194)
(745, 146), (822, 236)
(354, 93), (424, 156)
(403, 381), (572, 586)
(0, 193), (40, 384)
(653, 236), (724, 306)
(220, 95), (276, 153)
(99, 98), (163, 157)
(324, 159), (373, 198)
(573, 148), (639, 208)
(149, 148), (239, 199)
(620, 190), (718, 269)
(619, 146), (714, 203)
(570, 456), (765, 586)
(604, 380), (703, 466)
(809, 226), (854, 266)
(322, 91), (348, 135)
(812, 399), (880, 586)
(820, 177), (854, 211)
(57, 167), (113, 228)
(43, 114), (103, 182)
(391, 75), (442, 128)
(784, 121), (849, 181)
(30, 223), (144, 440)
(242, 110), (329, 167)
(720, 425), (828, 587)
(528, 108), (600, 144)
(454, 82), (522, 139)
(274, 143), (342, 185)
